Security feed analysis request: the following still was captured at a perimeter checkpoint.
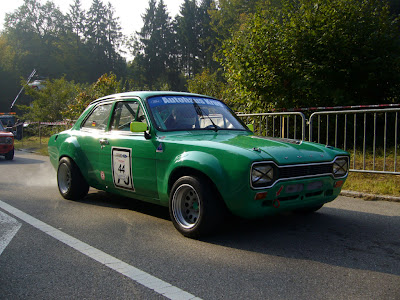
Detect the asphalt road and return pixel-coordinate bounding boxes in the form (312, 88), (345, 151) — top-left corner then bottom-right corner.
(0, 151), (399, 299)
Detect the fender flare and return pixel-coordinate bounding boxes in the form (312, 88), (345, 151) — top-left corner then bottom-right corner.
(159, 151), (229, 205)
(58, 136), (91, 180)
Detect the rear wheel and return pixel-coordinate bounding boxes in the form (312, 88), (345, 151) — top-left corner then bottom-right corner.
(57, 157), (89, 200)
(169, 176), (225, 238)
(5, 148), (14, 160)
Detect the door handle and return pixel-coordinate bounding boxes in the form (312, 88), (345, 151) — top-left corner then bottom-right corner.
(99, 138), (109, 146)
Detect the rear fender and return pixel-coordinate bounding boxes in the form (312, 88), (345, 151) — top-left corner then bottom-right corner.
(57, 137), (91, 180)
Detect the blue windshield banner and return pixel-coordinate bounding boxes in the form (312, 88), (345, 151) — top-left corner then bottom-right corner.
(148, 96), (223, 108)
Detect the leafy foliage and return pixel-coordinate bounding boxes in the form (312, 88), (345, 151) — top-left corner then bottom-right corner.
(129, 0), (181, 90)
(220, 0), (400, 112)
(0, 0), (125, 88)
(1, 0), (400, 117)
(19, 77), (81, 121)
(19, 73), (130, 122)
(187, 69), (225, 100)
(63, 73), (128, 120)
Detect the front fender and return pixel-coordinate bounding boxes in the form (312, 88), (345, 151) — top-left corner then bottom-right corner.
(158, 151), (229, 205)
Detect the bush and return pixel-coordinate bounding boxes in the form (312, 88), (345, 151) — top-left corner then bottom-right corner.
(221, 0), (400, 112)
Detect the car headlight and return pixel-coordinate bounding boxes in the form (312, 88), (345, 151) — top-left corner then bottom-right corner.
(251, 163), (275, 188)
(333, 157), (349, 178)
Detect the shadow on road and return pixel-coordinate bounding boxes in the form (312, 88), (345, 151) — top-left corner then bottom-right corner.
(77, 189), (400, 278)
(82, 190), (170, 221)
(205, 207), (400, 277)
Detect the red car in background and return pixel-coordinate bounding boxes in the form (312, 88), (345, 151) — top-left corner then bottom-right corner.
(0, 121), (14, 160)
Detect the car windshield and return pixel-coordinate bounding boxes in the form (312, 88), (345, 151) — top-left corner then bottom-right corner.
(147, 96), (248, 132)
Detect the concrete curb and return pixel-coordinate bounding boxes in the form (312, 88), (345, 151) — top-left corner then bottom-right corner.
(340, 190), (400, 202)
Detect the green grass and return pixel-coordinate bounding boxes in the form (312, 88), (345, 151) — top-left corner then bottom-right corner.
(14, 136), (50, 156)
(344, 150), (400, 197)
(14, 136), (400, 197)
(343, 172), (400, 197)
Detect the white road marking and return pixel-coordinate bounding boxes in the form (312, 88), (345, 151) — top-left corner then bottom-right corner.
(0, 200), (201, 300)
(0, 210), (22, 255)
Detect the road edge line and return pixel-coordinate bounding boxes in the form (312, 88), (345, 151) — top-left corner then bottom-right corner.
(0, 199), (200, 300)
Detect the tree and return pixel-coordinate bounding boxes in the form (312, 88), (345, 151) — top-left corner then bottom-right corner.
(3, 0), (66, 78)
(221, 0), (400, 112)
(197, 0), (218, 71)
(19, 77), (81, 122)
(85, 0), (126, 81)
(209, 0), (262, 43)
(388, 0), (400, 15)
(176, 0), (201, 78)
(130, 0), (181, 90)
(105, 2), (123, 61)
(63, 73), (127, 120)
(187, 69), (225, 100)
(0, 34), (21, 112)
(66, 0), (86, 47)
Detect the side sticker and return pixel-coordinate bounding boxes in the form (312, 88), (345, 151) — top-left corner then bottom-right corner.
(112, 147), (134, 191)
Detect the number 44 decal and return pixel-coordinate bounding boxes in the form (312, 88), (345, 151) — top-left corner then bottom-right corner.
(117, 164), (130, 185)
(112, 147), (134, 191)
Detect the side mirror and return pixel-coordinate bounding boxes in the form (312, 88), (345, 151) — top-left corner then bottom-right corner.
(247, 124), (254, 132)
(130, 121), (151, 140)
(130, 121), (148, 133)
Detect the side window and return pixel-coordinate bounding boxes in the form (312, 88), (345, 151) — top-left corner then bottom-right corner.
(82, 103), (113, 130)
(110, 101), (147, 131)
(137, 105), (147, 123)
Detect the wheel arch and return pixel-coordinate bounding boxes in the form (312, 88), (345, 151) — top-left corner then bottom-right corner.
(57, 136), (90, 183)
(168, 167), (221, 198)
(163, 151), (230, 208)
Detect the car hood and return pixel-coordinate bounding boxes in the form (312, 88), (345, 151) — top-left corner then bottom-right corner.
(160, 131), (346, 165)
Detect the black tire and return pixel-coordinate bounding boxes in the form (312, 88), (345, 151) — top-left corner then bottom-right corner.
(57, 157), (89, 200)
(5, 148), (14, 160)
(169, 175), (225, 238)
(296, 204), (324, 214)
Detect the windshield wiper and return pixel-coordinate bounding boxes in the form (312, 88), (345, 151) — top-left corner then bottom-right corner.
(192, 99), (218, 132)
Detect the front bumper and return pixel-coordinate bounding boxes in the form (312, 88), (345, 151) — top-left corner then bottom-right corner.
(225, 175), (346, 218)
(0, 144), (13, 155)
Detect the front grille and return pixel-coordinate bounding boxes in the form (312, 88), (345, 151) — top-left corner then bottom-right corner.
(251, 156), (349, 189)
(279, 163), (332, 179)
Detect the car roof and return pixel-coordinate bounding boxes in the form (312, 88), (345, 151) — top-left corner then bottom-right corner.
(91, 91), (211, 106)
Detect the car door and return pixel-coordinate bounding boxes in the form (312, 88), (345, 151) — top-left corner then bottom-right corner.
(78, 102), (114, 189)
(99, 100), (158, 199)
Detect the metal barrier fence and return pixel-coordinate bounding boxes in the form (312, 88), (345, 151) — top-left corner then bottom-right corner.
(14, 108), (400, 175)
(12, 121), (71, 146)
(238, 108), (400, 175)
(309, 108), (399, 175)
(237, 112), (307, 141)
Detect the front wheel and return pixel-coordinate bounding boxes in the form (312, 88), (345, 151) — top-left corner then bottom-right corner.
(57, 157), (89, 200)
(169, 176), (225, 238)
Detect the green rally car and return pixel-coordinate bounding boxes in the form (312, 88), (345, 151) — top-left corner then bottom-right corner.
(48, 91), (349, 237)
